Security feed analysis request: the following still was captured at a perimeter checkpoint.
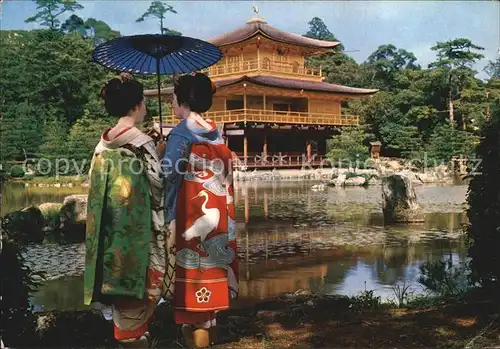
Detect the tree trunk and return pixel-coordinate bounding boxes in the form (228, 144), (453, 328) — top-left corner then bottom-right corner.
(448, 90), (454, 126)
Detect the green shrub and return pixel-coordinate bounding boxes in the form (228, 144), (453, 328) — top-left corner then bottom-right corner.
(349, 289), (382, 310)
(3, 207), (45, 244)
(406, 294), (445, 309)
(424, 124), (479, 166)
(10, 165), (25, 178)
(345, 172), (378, 181)
(327, 126), (372, 169)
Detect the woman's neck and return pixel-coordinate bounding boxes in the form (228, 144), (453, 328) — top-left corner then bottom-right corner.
(186, 111), (200, 120)
(117, 115), (136, 128)
(107, 116), (135, 140)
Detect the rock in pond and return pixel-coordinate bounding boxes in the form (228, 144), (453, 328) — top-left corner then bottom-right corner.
(343, 176), (366, 186)
(36, 202), (64, 237)
(3, 207), (45, 243)
(59, 195), (88, 243)
(382, 174), (424, 223)
(329, 173), (346, 187)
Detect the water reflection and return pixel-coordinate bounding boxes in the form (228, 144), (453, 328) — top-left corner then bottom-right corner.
(1, 182), (87, 216)
(22, 181), (468, 310)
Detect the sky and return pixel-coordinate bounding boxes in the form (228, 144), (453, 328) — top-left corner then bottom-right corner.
(2, 1), (499, 80)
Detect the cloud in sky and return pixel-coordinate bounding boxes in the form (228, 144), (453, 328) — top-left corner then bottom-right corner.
(2, 0), (499, 79)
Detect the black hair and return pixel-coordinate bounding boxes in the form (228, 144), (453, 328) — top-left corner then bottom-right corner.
(173, 73), (216, 113)
(101, 77), (144, 117)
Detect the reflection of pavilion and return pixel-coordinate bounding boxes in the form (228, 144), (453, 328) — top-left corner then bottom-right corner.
(231, 183), (467, 301)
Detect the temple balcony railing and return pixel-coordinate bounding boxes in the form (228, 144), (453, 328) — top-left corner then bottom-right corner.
(152, 109), (359, 127)
(202, 59), (322, 81)
(230, 153), (331, 170)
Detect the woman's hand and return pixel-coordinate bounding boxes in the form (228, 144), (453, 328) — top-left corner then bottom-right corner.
(119, 72), (133, 82)
(156, 140), (166, 158)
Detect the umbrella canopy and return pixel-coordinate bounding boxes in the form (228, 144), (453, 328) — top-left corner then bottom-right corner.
(92, 34), (222, 74)
(92, 34), (222, 134)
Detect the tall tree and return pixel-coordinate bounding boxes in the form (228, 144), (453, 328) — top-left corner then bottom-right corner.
(485, 57), (500, 80)
(0, 103), (42, 161)
(66, 113), (117, 173)
(25, 0), (83, 30)
(61, 14), (87, 36)
(84, 18), (121, 46)
(366, 44), (419, 89)
(303, 17), (344, 51)
(302, 17), (357, 86)
(136, 1), (177, 35)
(429, 38), (485, 126)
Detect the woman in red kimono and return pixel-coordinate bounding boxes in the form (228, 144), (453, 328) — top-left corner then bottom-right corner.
(162, 73), (238, 348)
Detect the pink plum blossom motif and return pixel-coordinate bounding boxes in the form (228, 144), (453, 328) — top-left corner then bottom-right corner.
(195, 287), (212, 303)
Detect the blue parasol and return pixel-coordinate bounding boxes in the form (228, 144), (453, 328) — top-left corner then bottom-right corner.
(92, 34), (222, 134)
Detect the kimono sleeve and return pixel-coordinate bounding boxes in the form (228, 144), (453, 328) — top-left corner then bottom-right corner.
(162, 133), (191, 222)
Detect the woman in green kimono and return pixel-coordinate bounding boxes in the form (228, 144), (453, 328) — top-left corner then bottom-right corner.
(84, 73), (171, 347)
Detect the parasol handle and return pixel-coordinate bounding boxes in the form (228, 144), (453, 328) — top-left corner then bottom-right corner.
(156, 58), (164, 137)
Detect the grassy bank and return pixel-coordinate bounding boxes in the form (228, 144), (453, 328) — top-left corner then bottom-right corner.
(211, 294), (500, 349)
(21, 176), (87, 185)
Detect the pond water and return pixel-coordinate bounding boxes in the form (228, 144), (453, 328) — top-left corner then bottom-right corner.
(2, 181), (468, 311)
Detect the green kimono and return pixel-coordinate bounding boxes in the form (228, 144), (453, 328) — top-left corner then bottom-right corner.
(84, 148), (152, 305)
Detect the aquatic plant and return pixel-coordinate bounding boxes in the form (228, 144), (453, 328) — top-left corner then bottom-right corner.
(418, 257), (469, 297)
(349, 289), (382, 310)
(390, 281), (415, 307)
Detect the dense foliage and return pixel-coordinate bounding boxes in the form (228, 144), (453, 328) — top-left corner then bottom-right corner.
(1, 8), (498, 174)
(303, 18), (499, 164)
(327, 126), (372, 168)
(466, 102), (500, 293)
(0, 0), (175, 175)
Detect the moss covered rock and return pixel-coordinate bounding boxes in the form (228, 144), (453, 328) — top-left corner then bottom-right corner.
(3, 207), (45, 243)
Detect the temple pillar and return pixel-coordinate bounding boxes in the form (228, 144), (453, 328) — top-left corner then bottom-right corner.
(306, 140), (312, 160)
(244, 134), (248, 165)
(263, 135), (268, 161)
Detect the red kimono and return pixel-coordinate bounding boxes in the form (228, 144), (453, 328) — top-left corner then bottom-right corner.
(168, 113), (239, 327)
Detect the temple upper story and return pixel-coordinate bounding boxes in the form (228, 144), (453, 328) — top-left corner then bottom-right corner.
(204, 16), (340, 82)
(145, 15), (378, 130)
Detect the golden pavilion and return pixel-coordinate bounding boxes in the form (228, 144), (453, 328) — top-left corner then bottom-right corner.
(145, 15), (377, 168)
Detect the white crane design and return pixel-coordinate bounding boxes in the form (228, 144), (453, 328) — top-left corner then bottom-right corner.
(183, 190), (220, 242)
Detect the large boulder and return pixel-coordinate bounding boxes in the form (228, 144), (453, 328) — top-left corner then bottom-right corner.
(59, 195), (88, 243)
(3, 207), (45, 244)
(329, 173), (346, 187)
(398, 170), (421, 184)
(382, 174), (424, 223)
(343, 176), (366, 186)
(38, 203), (63, 231)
